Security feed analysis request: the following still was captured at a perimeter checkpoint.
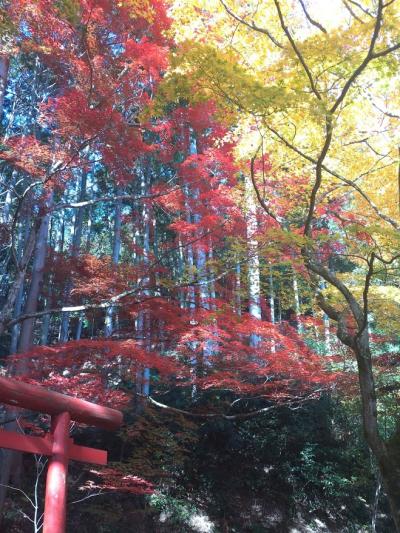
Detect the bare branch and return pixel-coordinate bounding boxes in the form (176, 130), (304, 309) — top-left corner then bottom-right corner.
(53, 187), (180, 211)
(356, 252), (375, 339)
(70, 491), (105, 505)
(219, 0), (283, 49)
(330, 0), (385, 114)
(298, 0), (327, 33)
(342, 0), (366, 23)
(273, 0), (322, 100)
(249, 145), (281, 223)
(304, 114), (333, 236)
(146, 394), (319, 420)
(347, 0), (374, 17)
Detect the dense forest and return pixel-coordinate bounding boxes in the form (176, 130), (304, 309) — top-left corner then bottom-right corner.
(0, 0), (400, 531)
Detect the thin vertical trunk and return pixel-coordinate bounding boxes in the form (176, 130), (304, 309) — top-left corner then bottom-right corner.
(269, 266), (276, 353)
(17, 207), (51, 360)
(10, 281), (24, 354)
(59, 174), (86, 341)
(235, 263), (242, 316)
(104, 191), (122, 337)
(10, 213), (32, 353)
(177, 237), (186, 309)
(319, 281), (331, 353)
(135, 166), (151, 399)
(2, 190), (12, 224)
(0, 200), (51, 519)
(245, 174), (261, 320)
(292, 271), (303, 334)
(269, 267), (275, 325)
(40, 281), (53, 346)
(207, 238), (216, 307)
(180, 133), (199, 396)
(0, 54), (9, 120)
(86, 206), (92, 252)
(191, 133), (209, 310)
(244, 174), (262, 346)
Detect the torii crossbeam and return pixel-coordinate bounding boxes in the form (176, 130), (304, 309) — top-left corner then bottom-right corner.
(0, 376), (123, 533)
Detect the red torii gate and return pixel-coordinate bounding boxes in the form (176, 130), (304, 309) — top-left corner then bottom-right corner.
(0, 376), (123, 533)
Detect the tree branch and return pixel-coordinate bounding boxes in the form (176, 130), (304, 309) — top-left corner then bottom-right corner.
(264, 123), (400, 231)
(146, 394), (319, 420)
(342, 0), (366, 23)
(219, 0), (284, 49)
(249, 145), (281, 223)
(330, 0), (384, 114)
(356, 252), (375, 339)
(347, 0), (373, 17)
(272, 0), (322, 100)
(53, 187), (180, 211)
(298, 0), (327, 33)
(304, 114), (333, 236)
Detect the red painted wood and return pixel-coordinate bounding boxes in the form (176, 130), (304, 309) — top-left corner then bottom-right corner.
(69, 442), (107, 465)
(0, 430), (107, 465)
(0, 376), (123, 430)
(0, 378), (119, 532)
(43, 413), (70, 533)
(0, 429), (52, 455)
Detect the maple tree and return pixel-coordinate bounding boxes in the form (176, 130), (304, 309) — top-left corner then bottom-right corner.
(167, 0), (400, 529)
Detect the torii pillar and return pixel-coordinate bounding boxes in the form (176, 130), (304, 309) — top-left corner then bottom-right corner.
(0, 376), (123, 533)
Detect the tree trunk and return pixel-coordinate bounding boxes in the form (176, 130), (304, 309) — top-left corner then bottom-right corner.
(9, 213), (32, 353)
(0, 54), (9, 119)
(244, 174), (261, 347)
(59, 174), (86, 341)
(378, 454), (400, 532)
(244, 174), (261, 321)
(17, 210), (51, 360)
(235, 262), (242, 316)
(0, 203), (51, 519)
(135, 166), (151, 399)
(104, 191), (122, 337)
(354, 332), (400, 531)
(269, 266), (276, 353)
(0, 219), (39, 336)
(292, 270), (303, 334)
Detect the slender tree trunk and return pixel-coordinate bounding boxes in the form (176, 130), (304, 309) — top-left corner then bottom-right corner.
(235, 263), (242, 316)
(0, 201), (51, 519)
(135, 166), (151, 399)
(292, 270), (303, 334)
(59, 174), (86, 341)
(207, 239), (216, 308)
(244, 174), (261, 347)
(0, 54), (9, 120)
(245, 174), (261, 320)
(177, 236), (186, 309)
(104, 191), (122, 337)
(371, 471), (381, 533)
(17, 209), (51, 360)
(269, 266), (276, 353)
(10, 281), (24, 354)
(40, 286), (52, 345)
(180, 133), (199, 395)
(0, 216), (39, 336)
(319, 281), (331, 353)
(9, 212), (32, 353)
